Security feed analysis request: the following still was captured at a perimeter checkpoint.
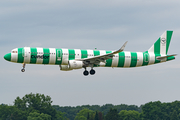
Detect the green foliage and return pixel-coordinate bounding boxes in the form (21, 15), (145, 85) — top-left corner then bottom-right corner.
(2, 94), (180, 120)
(105, 108), (119, 120)
(94, 111), (99, 120)
(0, 93), (67, 120)
(141, 101), (180, 120)
(53, 104), (140, 120)
(0, 105), (27, 120)
(14, 93), (57, 120)
(98, 112), (104, 120)
(27, 112), (51, 120)
(119, 110), (140, 120)
(74, 108), (95, 120)
(56, 111), (68, 120)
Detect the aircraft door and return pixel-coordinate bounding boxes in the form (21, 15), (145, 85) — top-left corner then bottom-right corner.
(144, 53), (149, 62)
(57, 50), (62, 61)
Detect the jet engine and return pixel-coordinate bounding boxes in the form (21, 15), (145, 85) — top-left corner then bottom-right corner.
(69, 60), (83, 69)
(59, 65), (72, 71)
(59, 60), (84, 71)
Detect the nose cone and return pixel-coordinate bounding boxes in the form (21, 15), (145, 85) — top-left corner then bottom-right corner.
(4, 53), (11, 61)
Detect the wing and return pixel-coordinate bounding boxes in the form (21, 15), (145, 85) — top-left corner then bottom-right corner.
(75, 41), (128, 65)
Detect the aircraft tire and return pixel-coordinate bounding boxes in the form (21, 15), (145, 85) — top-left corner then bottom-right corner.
(90, 69), (95, 75)
(21, 69), (25, 72)
(83, 70), (89, 76)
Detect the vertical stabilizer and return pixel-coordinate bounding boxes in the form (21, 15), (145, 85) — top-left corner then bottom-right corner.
(148, 31), (173, 55)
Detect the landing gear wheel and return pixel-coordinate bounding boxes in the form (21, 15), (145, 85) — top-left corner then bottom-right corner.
(21, 69), (25, 72)
(21, 63), (26, 72)
(83, 70), (89, 76)
(90, 69), (96, 75)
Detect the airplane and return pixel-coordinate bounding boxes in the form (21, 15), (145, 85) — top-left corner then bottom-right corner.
(4, 31), (176, 76)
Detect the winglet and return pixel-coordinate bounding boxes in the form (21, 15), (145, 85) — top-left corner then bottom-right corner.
(113, 41), (128, 54)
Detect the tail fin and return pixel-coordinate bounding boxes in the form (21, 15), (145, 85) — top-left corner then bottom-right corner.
(148, 31), (173, 55)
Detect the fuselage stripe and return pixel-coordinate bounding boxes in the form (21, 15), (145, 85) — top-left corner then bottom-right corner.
(49, 48), (56, 64)
(30, 48), (37, 64)
(18, 48), (24, 63)
(118, 52), (125, 67)
(105, 51), (112, 67)
(124, 52), (131, 67)
(36, 48), (44, 64)
(43, 48), (50, 64)
(130, 52), (137, 67)
(81, 50), (88, 59)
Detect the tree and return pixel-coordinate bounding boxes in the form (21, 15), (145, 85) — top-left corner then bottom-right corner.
(27, 112), (51, 120)
(74, 108), (95, 120)
(0, 104), (27, 120)
(87, 112), (90, 120)
(56, 111), (68, 120)
(105, 108), (119, 120)
(95, 111), (99, 120)
(170, 110), (179, 120)
(141, 101), (168, 120)
(98, 112), (103, 120)
(119, 110), (140, 120)
(14, 93), (57, 120)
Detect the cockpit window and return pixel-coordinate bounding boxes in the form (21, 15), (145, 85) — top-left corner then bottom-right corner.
(12, 51), (17, 53)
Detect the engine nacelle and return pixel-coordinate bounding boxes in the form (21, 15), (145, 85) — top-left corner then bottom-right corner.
(69, 60), (83, 69)
(59, 65), (73, 71)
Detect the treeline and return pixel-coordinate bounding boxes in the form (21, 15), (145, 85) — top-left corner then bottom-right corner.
(0, 93), (67, 120)
(1, 93), (180, 120)
(53, 101), (180, 120)
(53, 104), (141, 120)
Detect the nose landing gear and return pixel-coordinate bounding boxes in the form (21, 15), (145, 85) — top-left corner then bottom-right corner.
(21, 63), (26, 72)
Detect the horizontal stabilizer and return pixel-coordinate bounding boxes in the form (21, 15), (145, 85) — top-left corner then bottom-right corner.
(156, 54), (177, 60)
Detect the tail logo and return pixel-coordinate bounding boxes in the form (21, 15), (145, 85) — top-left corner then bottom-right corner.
(161, 38), (166, 45)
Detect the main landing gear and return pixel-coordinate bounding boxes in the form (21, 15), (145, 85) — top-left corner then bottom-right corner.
(21, 63), (26, 72)
(83, 68), (96, 76)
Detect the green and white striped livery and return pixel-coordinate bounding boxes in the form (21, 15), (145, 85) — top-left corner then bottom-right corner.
(4, 31), (176, 76)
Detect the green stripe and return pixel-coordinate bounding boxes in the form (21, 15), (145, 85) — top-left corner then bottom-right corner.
(105, 51), (112, 67)
(154, 54), (161, 64)
(166, 31), (173, 54)
(142, 52), (149, 66)
(167, 56), (175, 61)
(55, 49), (62, 65)
(43, 48), (50, 64)
(130, 52), (137, 67)
(154, 38), (160, 54)
(69, 49), (75, 60)
(81, 50), (88, 59)
(30, 48), (37, 64)
(93, 50), (100, 56)
(118, 52), (125, 67)
(17, 48), (24, 63)
(93, 50), (100, 67)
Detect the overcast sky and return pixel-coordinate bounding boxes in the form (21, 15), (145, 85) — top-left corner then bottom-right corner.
(0, 0), (180, 107)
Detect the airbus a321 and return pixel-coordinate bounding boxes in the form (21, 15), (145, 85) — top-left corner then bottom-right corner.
(4, 31), (176, 76)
